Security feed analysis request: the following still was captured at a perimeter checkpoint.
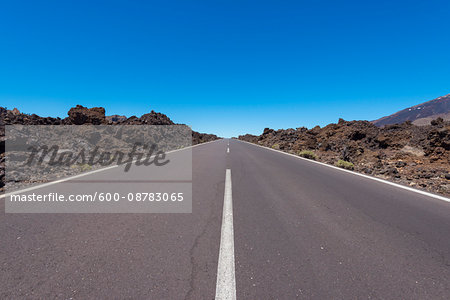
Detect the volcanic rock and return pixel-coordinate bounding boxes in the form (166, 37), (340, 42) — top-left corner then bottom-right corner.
(239, 118), (450, 197)
(66, 105), (106, 125)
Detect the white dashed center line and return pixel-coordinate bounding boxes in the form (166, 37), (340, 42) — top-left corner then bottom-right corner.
(215, 169), (236, 300)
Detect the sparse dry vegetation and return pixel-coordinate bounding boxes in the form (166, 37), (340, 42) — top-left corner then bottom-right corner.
(336, 160), (354, 170)
(298, 150), (317, 160)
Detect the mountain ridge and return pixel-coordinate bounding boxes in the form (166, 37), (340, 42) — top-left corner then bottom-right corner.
(372, 94), (450, 127)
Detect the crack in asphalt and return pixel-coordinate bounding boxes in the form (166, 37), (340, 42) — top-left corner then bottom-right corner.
(185, 181), (222, 300)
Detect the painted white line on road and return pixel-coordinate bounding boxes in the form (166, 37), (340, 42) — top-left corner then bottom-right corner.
(227, 147), (230, 153)
(215, 169), (236, 300)
(0, 139), (223, 199)
(236, 139), (450, 203)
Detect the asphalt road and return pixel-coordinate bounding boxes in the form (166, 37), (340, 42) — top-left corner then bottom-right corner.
(1, 139), (450, 299)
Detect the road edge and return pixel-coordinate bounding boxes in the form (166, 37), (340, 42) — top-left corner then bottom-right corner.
(0, 139), (223, 199)
(234, 139), (450, 203)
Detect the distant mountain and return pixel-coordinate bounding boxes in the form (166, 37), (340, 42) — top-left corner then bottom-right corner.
(106, 114), (127, 122)
(372, 94), (450, 127)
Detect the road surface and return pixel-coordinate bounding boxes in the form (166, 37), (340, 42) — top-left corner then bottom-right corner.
(1, 139), (449, 299)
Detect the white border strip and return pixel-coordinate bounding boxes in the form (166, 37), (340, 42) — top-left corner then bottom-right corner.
(215, 169), (236, 300)
(235, 139), (450, 203)
(0, 139), (223, 199)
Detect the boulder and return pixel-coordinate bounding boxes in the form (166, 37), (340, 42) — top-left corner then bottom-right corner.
(66, 105), (106, 125)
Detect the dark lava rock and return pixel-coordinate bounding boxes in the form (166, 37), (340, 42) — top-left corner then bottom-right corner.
(238, 118), (450, 197)
(66, 105), (106, 125)
(139, 110), (174, 125)
(395, 161), (407, 168)
(0, 105), (220, 192)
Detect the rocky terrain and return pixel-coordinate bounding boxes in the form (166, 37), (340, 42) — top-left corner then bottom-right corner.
(372, 94), (450, 126)
(238, 118), (450, 197)
(0, 105), (220, 192)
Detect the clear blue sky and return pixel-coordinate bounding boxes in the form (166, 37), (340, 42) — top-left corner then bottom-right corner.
(1, 0), (449, 137)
